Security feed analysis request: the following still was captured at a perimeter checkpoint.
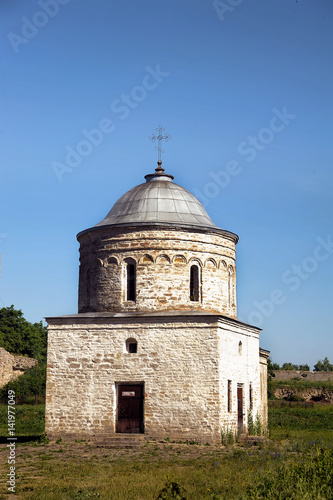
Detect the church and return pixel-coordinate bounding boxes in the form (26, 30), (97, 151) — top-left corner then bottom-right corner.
(45, 139), (269, 444)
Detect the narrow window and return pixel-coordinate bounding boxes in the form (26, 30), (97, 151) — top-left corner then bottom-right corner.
(126, 262), (136, 301)
(190, 265), (199, 301)
(249, 383), (253, 410)
(227, 380), (232, 412)
(238, 341), (242, 355)
(129, 342), (137, 353)
(228, 266), (233, 308)
(86, 269), (91, 308)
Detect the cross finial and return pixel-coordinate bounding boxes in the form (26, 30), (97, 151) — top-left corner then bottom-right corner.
(149, 125), (172, 168)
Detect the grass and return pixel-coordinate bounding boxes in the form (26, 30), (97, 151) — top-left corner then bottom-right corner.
(0, 404), (332, 499)
(268, 404), (333, 448)
(0, 404), (45, 440)
(269, 404), (333, 431)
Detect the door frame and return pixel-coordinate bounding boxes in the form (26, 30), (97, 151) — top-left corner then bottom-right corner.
(237, 383), (244, 433)
(115, 382), (145, 434)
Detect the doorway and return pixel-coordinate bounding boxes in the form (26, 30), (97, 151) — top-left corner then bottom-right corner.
(116, 384), (144, 433)
(237, 384), (243, 433)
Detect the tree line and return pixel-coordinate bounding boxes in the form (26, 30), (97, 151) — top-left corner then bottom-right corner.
(268, 358), (333, 372)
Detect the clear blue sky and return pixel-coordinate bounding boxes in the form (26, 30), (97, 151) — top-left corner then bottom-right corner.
(1, 0), (332, 369)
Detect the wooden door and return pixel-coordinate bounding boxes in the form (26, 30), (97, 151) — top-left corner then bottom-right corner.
(116, 384), (144, 433)
(237, 386), (243, 433)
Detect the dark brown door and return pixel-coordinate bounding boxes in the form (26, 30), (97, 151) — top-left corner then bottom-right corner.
(237, 386), (243, 433)
(116, 384), (144, 433)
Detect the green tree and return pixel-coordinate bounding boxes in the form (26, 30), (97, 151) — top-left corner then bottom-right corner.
(314, 357), (333, 372)
(281, 362), (298, 370)
(270, 360), (281, 370)
(267, 358), (278, 373)
(299, 364), (310, 371)
(0, 305), (47, 359)
(0, 306), (47, 403)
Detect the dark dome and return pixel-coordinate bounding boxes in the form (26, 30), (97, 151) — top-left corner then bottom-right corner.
(94, 164), (218, 231)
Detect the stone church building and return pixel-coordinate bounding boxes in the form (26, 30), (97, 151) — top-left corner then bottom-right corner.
(45, 161), (269, 444)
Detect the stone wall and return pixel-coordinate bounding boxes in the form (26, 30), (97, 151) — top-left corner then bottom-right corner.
(0, 348), (37, 387)
(45, 313), (262, 443)
(273, 370), (333, 381)
(77, 226), (237, 319)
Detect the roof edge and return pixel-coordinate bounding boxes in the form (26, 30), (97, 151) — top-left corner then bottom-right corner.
(45, 311), (259, 329)
(77, 222), (239, 243)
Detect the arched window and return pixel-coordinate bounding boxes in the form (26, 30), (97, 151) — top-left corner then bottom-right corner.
(125, 259), (136, 301)
(190, 264), (199, 301)
(126, 338), (138, 353)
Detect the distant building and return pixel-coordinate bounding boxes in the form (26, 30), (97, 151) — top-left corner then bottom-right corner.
(45, 161), (269, 443)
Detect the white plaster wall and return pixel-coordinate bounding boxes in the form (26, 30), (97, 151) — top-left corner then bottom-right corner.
(217, 320), (261, 435)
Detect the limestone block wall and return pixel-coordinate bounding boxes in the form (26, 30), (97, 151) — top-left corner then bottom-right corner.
(0, 348), (37, 387)
(77, 227), (237, 318)
(46, 314), (241, 443)
(46, 314), (265, 443)
(217, 320), (261, 434)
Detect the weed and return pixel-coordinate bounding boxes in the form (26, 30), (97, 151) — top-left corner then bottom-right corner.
(247, 410), (255, 435)
(254, 412), (262, 436)
(221, 426), (235, 445)
(156, 477), (187, 499)
(39, 433), (50, 444)
(74, 489), (101, 499)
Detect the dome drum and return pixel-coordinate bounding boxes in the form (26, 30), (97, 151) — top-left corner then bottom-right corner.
(78, 227), (237, 318)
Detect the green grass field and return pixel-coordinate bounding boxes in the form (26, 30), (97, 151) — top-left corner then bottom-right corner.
(0, 404), (332, 499)
(270, 378), (333, 391)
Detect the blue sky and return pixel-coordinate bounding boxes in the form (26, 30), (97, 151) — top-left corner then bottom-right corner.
(0, 0), (332, 368)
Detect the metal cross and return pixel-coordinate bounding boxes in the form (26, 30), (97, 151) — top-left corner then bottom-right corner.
(149, 125), (172, 162)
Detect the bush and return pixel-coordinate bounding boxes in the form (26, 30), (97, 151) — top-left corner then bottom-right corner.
(156, 477), (187, 499)
(284, 394), (305, 402)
